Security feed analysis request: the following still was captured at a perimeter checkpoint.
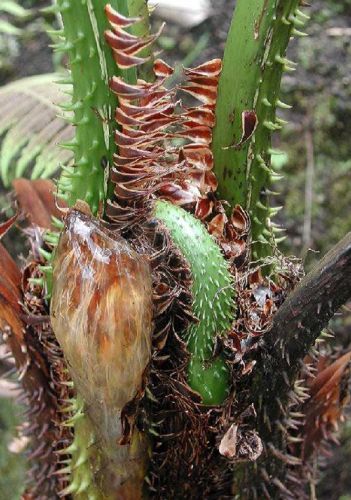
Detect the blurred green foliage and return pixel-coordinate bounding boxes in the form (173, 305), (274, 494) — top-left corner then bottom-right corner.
(276, 0), (351, 266)
(0, 398), (25, 500)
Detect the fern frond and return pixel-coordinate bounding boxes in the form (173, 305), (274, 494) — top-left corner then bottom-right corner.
(0, 74), (73, 186)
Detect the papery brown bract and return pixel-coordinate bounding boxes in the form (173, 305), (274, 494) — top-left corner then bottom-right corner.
(105, 4), (223, 230)
(13, 179), (64, 229)
(302, 351), (351, 460)
(51, 207), (153, 424)
(51, 207), (153, 494)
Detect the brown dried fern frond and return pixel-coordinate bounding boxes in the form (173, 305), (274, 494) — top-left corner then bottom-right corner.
(0, 181), (72, 499)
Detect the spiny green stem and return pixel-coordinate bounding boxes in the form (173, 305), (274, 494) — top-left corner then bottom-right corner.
(60, 396), (101, 499)
(212, 0), (276, 206)
(154, 201), (235, 405)
(55, 0), (138, 214)
(213, 0), (306, 259)
(248, 1), (304, 259)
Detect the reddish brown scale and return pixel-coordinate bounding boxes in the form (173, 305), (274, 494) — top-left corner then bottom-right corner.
(298, 350), (351, 462)
(0, 250), (72, 498)
(105, 4), (223, 228)
(105, 4), (140, 28)
(225, 110), (258, 150)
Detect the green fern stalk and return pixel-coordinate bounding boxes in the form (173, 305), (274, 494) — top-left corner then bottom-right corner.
(58, 396), (101, 499)
(55, 0), (136, 214)
(154, 201), (235, 405)
(248, 2), (307, 258)
(213, 0), (306, 258)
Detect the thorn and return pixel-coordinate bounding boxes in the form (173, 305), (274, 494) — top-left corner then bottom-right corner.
(60, 101), (83, 112)
(53, 465), (71, 476)
(51, 216), (64, 229)
(54, 77), (73, 85)
(262, 97), (272, 107)
(60, 140), (78, 151)
(268, 148), (284, 155)
(256, 154), (272, 173)
(272, 226), (286, 234)
(256, 200), (268, 211)
(39, 248), (52, 262)
(269, 206), (283, 216)
(257, 234), (269, 244)
(296, 8), (310, 21)
(44, 232), (59, 244)
(275, 236), (286, 243)
(46, 29), (65, 37)
(270, 171), (284, 181)
(292, 28), (308, 37)
(265, 188), (279, 196)
(281, 16), (291, 26)
(253, 216), (263, 226)
(263, 120), (281, 131)
(289, 14), (306, 27)
(57, 441), (78, 455)
(275, 55), (297, 67)
(38, 265), (53, 273)
(276, 99), (292, 109)
(54, 41), (74, 53)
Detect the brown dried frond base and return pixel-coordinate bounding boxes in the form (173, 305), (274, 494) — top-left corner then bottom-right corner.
(0, 193), (73, 499)
(20, 260), (73, 499)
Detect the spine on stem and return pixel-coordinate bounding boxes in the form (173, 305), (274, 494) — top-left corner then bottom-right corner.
(212, 0), (307, 259)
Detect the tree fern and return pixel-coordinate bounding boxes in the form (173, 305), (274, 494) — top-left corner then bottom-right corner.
(0, 74), (73, 186)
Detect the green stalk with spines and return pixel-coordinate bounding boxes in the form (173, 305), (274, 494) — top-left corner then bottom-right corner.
(54, 0), (136, 214)
(154, 201), (235, 405)
(248, 2), (308, 259)
(59, 396), (101, 500)
(212, 0), (277, 207)
(212, 0), (307, 259)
